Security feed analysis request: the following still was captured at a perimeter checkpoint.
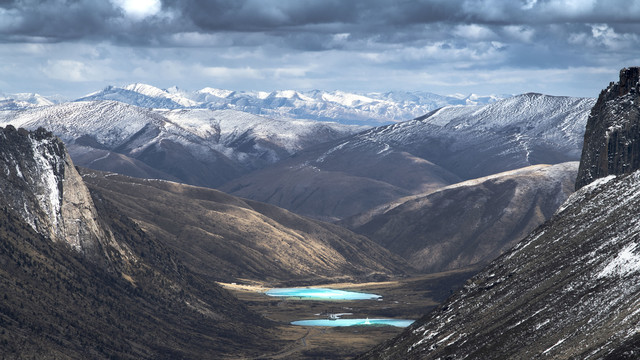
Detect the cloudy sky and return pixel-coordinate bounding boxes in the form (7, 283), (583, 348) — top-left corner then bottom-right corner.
(1, 0), (640, 98)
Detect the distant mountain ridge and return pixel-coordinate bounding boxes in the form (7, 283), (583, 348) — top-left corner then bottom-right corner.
(0, 92), (55, 110)
(75, 83), (504, 125)
(0, 101), (360, 188)
(222, 93), (594, 220)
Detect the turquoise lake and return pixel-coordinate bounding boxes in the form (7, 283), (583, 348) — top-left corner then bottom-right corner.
(291, 318), (414, 328)
(265, 287), (381, 300)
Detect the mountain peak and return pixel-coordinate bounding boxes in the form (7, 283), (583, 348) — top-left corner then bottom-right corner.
(122, 83), (167, 97)
(575, 66), (640, 190)
(614, 66), (640, 97)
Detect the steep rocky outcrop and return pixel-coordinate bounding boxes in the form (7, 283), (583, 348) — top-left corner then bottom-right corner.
(0, 126), (125, 265)
(576, 67), (640, 189)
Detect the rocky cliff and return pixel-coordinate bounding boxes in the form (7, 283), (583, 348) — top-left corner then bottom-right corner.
(576, 67), (640, 189)
(0, 126), (128, 265)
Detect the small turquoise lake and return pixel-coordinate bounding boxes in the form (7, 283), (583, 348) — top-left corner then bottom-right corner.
(265, 287), (381, 300)
(291, 318), (414, 328)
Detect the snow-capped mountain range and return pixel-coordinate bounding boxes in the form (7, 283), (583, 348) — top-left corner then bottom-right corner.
(0, 92), (56, 110)
(0, 84), (595, 222)
(8, 83), (503, 126)
(222, 93), (595, 220)
(0, 101), (361, 188)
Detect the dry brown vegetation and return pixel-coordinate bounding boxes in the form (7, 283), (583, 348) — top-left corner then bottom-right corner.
(81, 168), (411, 285)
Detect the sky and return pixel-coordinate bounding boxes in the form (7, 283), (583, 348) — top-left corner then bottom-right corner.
(1, 0), (640, 99)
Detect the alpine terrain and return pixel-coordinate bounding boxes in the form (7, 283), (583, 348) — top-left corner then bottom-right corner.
(360, 68), (640, 359)
(222, 93), (594, 221)
(77, 83), (502, 125)
(80, 168), (410, 284)
(0, 101), (360, 188)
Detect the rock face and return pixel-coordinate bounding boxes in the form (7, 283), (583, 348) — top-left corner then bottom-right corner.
(0, 126), (120, 263)
(576, 67), (640, 189)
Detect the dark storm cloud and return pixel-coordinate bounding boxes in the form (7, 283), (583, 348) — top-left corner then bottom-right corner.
(2, 0), (640, 98)
(0, 0), (121, 42)
(2, 0), (640, 48)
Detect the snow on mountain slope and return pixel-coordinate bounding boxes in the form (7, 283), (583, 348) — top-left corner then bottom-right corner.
(361, 169), (640, 359)
(0, 92), (56, 110)
(0, 126), (125, 261)
(221, 93), (594, 221)
(0, 101), (360, 187)
(0, 101), (163, 148)
(359, 93), (595, 179)
(199, 89), (503, 125)
(75, 83), (503, 125)
(78, 84), (196, 109)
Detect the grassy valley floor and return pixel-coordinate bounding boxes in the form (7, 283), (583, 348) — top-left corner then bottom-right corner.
(219, 268), (478, 359)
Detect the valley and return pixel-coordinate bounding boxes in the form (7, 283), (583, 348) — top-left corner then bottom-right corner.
(3, 1), (640, 359)
(0, 73), (636, 359)
(218, 268), (478, 359)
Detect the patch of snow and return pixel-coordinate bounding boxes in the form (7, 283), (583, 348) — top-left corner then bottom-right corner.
(597, 243), (640, 278)
(29, 136), (62, 231)
(542, 337), (567, 355)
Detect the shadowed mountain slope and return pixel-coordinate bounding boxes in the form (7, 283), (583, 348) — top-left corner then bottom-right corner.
(342, 162), (578, 273)
(220, 140), (461, 222)
(361, 170), (640, 359)
(81, 169), (411, 284)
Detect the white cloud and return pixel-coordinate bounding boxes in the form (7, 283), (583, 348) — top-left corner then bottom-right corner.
(45, 60), (93, 82)
(43, 59), (124, 83)
(201, 66), (265, 80)
(111, 0), (161, 20)
(503, 25), (535, 43)
(168, 32), (234, 47)
(454, 24), (497, 41)
(521, 0), (538, 10)
(544, 0), (597, 16)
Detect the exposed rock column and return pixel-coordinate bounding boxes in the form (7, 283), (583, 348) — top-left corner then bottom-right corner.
(576, 67), (640, 190)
